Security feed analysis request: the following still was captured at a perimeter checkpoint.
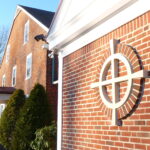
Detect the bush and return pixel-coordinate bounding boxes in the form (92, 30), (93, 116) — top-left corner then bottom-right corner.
(30, 121), (57, 150)
(12, 84), (52, 150)
(0, 89), (25, 150)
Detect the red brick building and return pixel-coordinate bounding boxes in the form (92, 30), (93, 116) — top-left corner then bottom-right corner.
(0, 5), (57, 119)
(47, 0), (150, 149)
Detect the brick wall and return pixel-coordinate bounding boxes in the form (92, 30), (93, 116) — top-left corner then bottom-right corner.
(62, 11), (150, 150)
(46, 52), (58, 120)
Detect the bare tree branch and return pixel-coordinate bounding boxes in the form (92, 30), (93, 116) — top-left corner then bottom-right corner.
(0, 26), (9, 61)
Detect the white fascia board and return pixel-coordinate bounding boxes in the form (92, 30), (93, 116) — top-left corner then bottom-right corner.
(62, 0), (150, 57)
(57, 52), (63, 150)
(47, 0), (149, 57)
(17, 6), (49, 32)
(47, 0), (136, 49)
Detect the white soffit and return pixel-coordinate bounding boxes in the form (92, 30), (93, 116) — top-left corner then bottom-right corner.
(49, 0), (94, 33)
(47, 0), (149, 57)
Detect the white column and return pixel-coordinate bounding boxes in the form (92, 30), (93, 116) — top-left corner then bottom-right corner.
(57, 52), (63, 150)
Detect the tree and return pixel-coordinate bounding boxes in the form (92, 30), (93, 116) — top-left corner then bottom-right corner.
(12, 84), (52, 150)
(0, 89), (25, 150)
(0, 26), (9, 61)
(30, 121), (57, 150)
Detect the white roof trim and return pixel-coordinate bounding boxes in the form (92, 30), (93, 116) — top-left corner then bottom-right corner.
(47, 0), (149, 56)
(17, 5), (49, 32)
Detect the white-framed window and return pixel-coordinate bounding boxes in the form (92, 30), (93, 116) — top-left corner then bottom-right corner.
(12, 65), (17, 87)
(24, 20), (29, 44)
(0, 104), (6, 117)
(26, 53), (32, 80)
(2, 74), (6, 87)
(6, 44), (10, 63)
(52, 54), (58, 84)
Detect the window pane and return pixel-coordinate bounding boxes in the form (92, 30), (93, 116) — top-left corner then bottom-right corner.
(12, 66), (16, 86)
(6, 45), (10, 63)
(24, 21), (29, 44)
(52, 54), (58, 83)
(26, 54), (32, 79)
(2, 75), (6, 87)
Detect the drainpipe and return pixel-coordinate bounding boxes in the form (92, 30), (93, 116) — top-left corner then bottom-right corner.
(41, 41), (63, 149)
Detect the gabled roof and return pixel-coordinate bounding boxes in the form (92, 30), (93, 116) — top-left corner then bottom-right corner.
(19, 5), (55, 28)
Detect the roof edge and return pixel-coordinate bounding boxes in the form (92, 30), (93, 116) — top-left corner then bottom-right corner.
(17, 5), (49, 32)
(0, 5), (50, 65)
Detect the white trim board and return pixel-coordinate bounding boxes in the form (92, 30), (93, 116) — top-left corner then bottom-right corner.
(61, 0), (149, 57)
(47, 0), (149, 57)
(57, 52), (63, 150)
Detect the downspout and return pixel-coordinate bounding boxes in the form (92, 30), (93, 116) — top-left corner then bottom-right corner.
(42, 42), (63, 149)
(57, 51), (63, 150)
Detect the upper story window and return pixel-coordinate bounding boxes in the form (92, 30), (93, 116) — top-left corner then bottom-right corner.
(26, 53), (32, 80)
(12, 65), (17, 87)
(0, 104), (6, 117)
(6, 44), (10, 63)
(24, 20), (29, 44)
(2, 74), (6, 87)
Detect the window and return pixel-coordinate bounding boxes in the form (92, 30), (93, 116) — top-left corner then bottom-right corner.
(0, 104), (6, 117)
(6, 44), (10, 63)
(26, 53), (32, 79)
(12, 65), (17, 86)
(52, 54), (58, 84)
(24, 20), (29, 44)
(2, 74), (6, 87)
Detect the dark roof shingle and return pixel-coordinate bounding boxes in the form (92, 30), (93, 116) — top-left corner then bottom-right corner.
(19, 5), (55, 28)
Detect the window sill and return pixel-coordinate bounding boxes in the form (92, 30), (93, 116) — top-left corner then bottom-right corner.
(52, 80), (58, 85)
(25, 76), (31, 80)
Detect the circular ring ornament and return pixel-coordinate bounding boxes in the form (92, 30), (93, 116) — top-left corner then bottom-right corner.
(100, 53), (132, 109)
(91, 39), (150, 125)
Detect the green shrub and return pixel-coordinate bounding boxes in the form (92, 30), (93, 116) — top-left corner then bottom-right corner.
(30, 121), (57, 150)
(0, 89), (25, 150)
(12, 83), (52, 150)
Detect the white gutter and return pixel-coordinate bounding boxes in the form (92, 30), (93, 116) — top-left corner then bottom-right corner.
(57, 51), (63, 150)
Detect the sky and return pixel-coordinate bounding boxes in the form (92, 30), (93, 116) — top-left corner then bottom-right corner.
(0, 0), (60, 28)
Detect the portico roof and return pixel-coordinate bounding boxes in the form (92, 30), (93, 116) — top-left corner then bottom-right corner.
(0, 87), (15, 103)
(0, 87), (15, 94)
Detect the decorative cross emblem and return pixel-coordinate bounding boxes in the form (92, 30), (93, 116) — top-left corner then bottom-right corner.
(91, 39), (150, 125)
